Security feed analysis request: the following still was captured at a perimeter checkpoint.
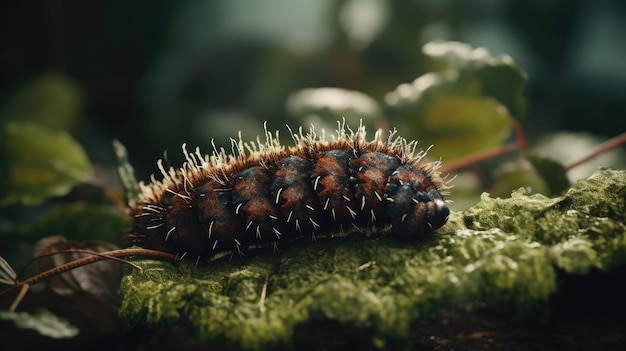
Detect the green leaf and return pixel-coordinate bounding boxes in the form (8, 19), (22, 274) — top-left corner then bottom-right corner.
(0, 309), (79, 339)
(29, 202), (129, 244)
(113, 139), (141, 208)
(385, 72), (514, 160)
(489, 155), (569, 198)
(0, 74), (83, 131)
(0, 122), (93, 206)
(383, 40), (528, 160)
(420, 95), (513, 160)
(526, 154), (570, 195)
(119, 168), (626, 349)
(422, 40), (528, 119)
(489, 158), (550, 198)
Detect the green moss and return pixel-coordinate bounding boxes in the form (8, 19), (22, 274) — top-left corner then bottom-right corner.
(119, 168), (626, 350)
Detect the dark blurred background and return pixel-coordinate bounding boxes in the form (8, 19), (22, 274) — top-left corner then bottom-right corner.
(0, 3), (625, 347)
(1, 0), (625, 182)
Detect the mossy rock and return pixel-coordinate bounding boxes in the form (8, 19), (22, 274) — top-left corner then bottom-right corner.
(119, 168), (626, 350)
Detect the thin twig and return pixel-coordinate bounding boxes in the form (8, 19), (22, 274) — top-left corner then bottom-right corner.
(564, 131), (626, 171)
(21, 249), (143, 278)
(9, 284), (30, 312)
(514, 121), (529, 153)
(0, 249), (177, 306)
(439, 142), (521, 174)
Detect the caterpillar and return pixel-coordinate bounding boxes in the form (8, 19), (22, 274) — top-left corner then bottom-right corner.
(129, 121), (450, 263)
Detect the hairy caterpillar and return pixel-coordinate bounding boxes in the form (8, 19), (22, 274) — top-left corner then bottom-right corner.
(129, 121), (450, 263)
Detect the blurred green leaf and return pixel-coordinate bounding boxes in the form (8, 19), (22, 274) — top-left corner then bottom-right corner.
(489, 159), (550, 198)
(527, 154), (570, 196)
(422, 95), (513, 160)
(0, 74), (83, 131)
(383, 40), (528, 161)
(0, 122), (93, 206)
(422, 40), (528, 119)
(29, 203), (129, 244)
(489, 156), (570, 198)
(0, 309), (79, 339)
(385, 71), (513, 160)
(113, 139), (141, 208)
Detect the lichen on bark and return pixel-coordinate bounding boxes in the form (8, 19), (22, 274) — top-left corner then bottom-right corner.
(119, 168), (626, 350)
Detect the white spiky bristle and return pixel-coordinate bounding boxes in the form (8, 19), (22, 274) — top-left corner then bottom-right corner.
(135, 120), (446, 207)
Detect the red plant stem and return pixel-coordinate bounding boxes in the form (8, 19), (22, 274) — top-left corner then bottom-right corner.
(439, 142), (521, 174)
(564, 131), (626, 171)
(514, 120), (529, 153)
